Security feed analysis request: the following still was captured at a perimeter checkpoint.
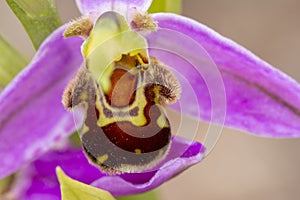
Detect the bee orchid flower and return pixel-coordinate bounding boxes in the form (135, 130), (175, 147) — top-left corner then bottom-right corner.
(1, 0), (300, 199)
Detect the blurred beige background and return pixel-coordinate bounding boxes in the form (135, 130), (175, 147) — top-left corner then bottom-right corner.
(1, 1), (300, 200)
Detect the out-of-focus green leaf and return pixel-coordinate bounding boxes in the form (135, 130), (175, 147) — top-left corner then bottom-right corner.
(56, 167), (116, 200)
(0, 175), (13, 194)
(148, 0), (182, 14)
(6, 0), (62, 50)
(0, 35), (28, 87)
(117, 190), (159, 200)
(69, 132), (82, 147)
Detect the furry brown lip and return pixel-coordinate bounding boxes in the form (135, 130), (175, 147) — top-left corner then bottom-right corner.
(63, 54), (181, 174)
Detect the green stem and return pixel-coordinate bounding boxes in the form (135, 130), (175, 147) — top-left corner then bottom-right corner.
(0, 35), (28, 87)
(6, 0), (62, 50)
(148, 0), (182, 14)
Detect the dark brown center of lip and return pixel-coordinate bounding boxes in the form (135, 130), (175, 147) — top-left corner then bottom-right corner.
(63, 54), (181, 174)
(106, 68), (137, 107)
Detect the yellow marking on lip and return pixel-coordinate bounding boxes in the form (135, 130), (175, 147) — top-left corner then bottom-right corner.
(79, 92), (88, 101)
(134, 149), (142, 154)
(81, 124), (90, 135)
(95, 69), (148, 127)
(114, 54), (122, 62)
(137, 54), (148, 66)
(97, 154), (109, 164)
(157, 113), (168, 128)
(91, 54), (174, 128)
(129, 50), (148, 64)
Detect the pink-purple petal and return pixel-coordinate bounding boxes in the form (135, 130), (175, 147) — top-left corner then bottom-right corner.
(91, 136), (205, 197)
(76, 0), (152, 16)
(150, 13), (300, 138)
(8, 147), (102, 200)
(8, 137), (203, 198)
(0, 25), (83, 179)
